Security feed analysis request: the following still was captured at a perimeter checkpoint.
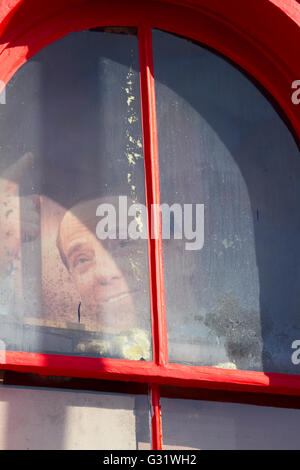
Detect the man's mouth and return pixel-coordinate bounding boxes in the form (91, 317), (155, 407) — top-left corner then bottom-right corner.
(104, 291), (131, 304)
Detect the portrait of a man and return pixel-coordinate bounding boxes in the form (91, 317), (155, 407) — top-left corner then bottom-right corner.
(0, 153), (151, 360)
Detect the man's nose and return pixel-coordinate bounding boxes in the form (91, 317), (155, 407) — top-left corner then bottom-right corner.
(94, 250), (122, 286)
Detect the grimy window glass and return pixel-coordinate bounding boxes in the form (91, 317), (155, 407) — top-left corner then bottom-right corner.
(153, 29), (300, 374)
(0, 29), (152, 360)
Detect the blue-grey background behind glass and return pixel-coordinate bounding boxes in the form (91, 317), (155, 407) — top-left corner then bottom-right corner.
(153, 29), (300, 373)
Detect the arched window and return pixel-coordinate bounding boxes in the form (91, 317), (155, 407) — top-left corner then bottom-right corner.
(0, 0), (300, 450)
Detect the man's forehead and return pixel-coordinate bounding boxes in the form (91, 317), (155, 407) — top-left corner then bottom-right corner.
(59, 196), (128, 251)
(60, 217), (97, 253)
(64, 196), (132, 221)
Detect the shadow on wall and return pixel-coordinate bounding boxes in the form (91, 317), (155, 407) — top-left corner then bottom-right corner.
(0, 375), (150, 449)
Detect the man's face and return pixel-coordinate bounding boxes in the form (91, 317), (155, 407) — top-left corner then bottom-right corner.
(58, 199), (149, 332)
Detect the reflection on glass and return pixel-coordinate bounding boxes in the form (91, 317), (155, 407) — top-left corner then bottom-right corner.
(153, 29), (300, 373)
(0, 29), (152, 360)
(161, 398), (300, 450)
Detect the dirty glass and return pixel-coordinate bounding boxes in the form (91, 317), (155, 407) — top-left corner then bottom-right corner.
(153, 29), (300, 373)
(0, 29), (152, 360)
(161, 398), (300, 450)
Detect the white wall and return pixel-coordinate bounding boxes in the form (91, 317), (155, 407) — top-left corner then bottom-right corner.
(162, 398), (300, 450)
(0, 385), (149, 450)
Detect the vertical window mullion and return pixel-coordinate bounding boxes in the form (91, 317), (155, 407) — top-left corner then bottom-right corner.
(150, 384), (163, 450)
(138, 24), (165, 451)
(138, 25), (168, 367)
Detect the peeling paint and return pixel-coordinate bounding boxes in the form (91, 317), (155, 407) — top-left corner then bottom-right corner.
(222, 238), (234, 249)
(124, 65), (144, 202)
(127, 153), (136, 166)
(214, 362), (237, 369)
(127, 116), (138, 124)
(129, 257), (142, 282)
(134, 211), (143, 233)
(127, 96), (135, 106)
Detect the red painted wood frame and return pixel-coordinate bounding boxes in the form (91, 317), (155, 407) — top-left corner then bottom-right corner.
(0, 0), (299, 450)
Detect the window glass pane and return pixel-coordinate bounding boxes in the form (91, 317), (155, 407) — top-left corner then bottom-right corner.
(153, 29), (300, 373)
(0, 29), (152, 360)
(0, 385), (150, 449)
(161, 397), (300, 450)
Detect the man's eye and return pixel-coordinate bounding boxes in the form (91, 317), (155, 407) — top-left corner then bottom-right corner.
(73, 255), (91, 268)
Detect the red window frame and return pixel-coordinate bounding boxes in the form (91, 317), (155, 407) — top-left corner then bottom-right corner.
(0, 0), (299, 450)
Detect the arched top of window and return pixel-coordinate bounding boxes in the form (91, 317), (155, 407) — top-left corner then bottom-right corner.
(0, 0), (299, 137)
